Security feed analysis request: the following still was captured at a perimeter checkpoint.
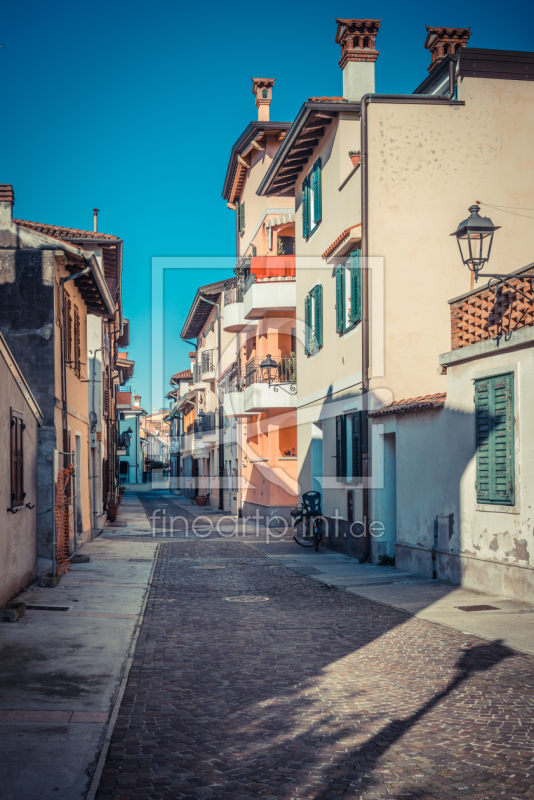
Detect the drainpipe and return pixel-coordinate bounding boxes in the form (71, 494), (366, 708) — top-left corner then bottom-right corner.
(90, 347), (103, 534)
(359, 80), (464, 564)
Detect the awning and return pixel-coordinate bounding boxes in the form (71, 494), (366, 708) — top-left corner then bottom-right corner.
(250, 255), (295, 279)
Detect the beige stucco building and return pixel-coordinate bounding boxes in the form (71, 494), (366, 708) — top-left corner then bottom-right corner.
(258, 20), (534, 559)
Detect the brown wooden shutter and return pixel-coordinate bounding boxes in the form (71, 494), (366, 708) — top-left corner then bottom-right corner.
(103, 372), (110, 416)
(65, 295), (72, 364)
(10, 410), (24, 507)
(74, 305), (81, 377)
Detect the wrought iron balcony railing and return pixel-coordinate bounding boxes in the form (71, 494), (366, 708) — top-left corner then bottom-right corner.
(244, 356), (297, 387)
(201, 349), (216, 375)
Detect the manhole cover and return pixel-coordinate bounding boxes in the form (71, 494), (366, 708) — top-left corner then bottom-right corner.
(191, 565), (227, 570)
(456, 604), (500, 612)
(224, 595), (270, 603)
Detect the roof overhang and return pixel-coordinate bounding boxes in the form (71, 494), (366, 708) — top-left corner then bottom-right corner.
(222, 121), (292, 203)
(257, 101), (361, 198)
(180, 279), (229, 340)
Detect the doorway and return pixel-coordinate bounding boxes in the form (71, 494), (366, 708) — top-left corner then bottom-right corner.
(311, 422), (323, 495)
(379, 433), (397, 559)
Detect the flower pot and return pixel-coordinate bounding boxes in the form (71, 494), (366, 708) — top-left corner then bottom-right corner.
(195, 496), (208, 507)
(107, 504), (119, 522)
(350, 154), (361, 167)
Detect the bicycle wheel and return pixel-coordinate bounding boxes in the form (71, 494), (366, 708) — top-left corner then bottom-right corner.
(313, 518), (323, 551)
(293, 518), (315, 548)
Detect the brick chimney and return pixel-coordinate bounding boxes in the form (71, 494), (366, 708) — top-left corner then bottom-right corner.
(0, 184), (14, 225)
(134, 394), (141, 407)
(424, 26), (471, 72)
(335, 19), (381, 101)
(252, 78), (275, 122)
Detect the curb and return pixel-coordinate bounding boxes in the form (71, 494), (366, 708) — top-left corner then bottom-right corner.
(85, 543), (160, 800)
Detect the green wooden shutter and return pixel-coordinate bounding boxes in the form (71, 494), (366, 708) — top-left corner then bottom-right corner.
(11, 411), (24, 507)
(304, 293), (311, 355)
(302, 178), (309, 238)
(349, 248), (362, 324)
(238, 202), (245, 232)
(351, 411), (362, 479)
(475, 374), (514, 504)
(335, 265), (345, 333)
(312, 158), (322, 225)
(336, 415), (347, 480)
(492, 374), (514, 504)
(314, 284), (323, 348)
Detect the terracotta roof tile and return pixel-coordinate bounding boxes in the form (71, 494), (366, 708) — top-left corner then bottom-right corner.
(171, 369), (193, 382)
(308, 96), (346, 103)
(369, 393), (446, 417)
(322, 224), (361, 259)
(14, 218), (119, 240)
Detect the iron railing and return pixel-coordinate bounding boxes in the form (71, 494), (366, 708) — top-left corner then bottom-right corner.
(192, 363), (199, 384)
(224, 283), (244, 305)
(244, 356), (297, 387)
(193, 413), (218, 437)
(201, 349), (216, 375)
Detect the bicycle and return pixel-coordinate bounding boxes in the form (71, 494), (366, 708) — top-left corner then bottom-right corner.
(291, 491), (324, 551)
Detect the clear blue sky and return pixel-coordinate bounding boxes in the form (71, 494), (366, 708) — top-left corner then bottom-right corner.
(3, 0), (533, 411)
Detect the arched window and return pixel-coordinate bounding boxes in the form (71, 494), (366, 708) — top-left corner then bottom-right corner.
(262, 89), (267, 98)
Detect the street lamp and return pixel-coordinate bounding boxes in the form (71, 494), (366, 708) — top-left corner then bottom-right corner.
(259, 353), (297, 396)
(450, 204), (500, 282)
(260, 354), (278, 384)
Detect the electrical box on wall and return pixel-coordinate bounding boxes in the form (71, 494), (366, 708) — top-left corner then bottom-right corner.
(90, 433), (97, 448)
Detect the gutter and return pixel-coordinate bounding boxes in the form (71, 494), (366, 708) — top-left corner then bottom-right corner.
(359, 76), (464, 563)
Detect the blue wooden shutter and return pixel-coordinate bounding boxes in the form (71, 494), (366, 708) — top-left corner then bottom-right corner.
(302, 178), (309, 238)
(312, 158), (322, 225)
(314, 284), (323, 348)
(475, 374), (514, 504)
(351, 411), (362, 478)
(304, 293), (311, 355)
(349, 249), (362, 324)
(335, 265), (345, 333)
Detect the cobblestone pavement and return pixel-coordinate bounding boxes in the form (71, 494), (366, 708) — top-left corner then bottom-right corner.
(95, 540), (534, 800)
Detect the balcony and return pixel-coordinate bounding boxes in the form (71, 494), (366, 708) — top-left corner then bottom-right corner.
(220, 370), (252, 417)
(116, 390), (132, 410)
(244, 356), (297, 412)
(193, 412), (219, 443)
(243, 256), (296, 320)
(200, 349), (216, 381)
(223, 283), (248, 332)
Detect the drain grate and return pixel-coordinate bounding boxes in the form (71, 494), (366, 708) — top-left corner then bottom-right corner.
(456, 604), (500, 612)
(26, 605), (71, 612)
(224, 596), (270, 603)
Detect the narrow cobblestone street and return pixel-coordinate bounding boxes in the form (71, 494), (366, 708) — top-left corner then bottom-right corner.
(95, 540), (534, 800)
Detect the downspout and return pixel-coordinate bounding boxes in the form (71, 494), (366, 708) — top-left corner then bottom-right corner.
(90, 346), (103, 533)
(359, 77), (463, 564)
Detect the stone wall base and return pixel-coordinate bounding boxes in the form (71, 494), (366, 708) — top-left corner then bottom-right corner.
(241, 501), (295, 529)
(395, 542), (534, 602)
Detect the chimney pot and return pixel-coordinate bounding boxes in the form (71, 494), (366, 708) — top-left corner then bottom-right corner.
(252, 77), (275, 122)
(335, 19), (381, 100)
(0, 184), (15, 222)
(93, 207), (99, 233)
(424, 26), (471, 72)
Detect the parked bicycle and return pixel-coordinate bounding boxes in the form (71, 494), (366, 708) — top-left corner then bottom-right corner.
(291, 491), (323, 551)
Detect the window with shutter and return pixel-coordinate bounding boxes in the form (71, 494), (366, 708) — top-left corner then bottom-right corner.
(475, 374), (514, 505)
(302, 177), (309, 238)
(349, 249), (362, 324)
(237, 202), (245, 232)
(335, 415), (347, 480)
(10, 409), (24, 508)
(314, 284), (323, 348)
(304, 294), (311, 355)
(103, 372), (110, 417)
(65, 295), (72, 365)
(312, 158), (322, 227)
(74, 305), (81, 377)
(351, 411), (362, 479)
(336, 266), (345, 333)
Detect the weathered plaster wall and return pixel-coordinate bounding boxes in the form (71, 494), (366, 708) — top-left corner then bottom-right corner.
(0, 352), (39, 606)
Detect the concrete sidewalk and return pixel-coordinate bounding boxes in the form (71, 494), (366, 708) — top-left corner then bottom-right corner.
(252, 541), (534, 656)
(0, 536), (158, 800)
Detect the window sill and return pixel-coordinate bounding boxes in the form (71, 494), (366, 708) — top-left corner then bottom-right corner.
(279, 456), (297, 461)
(476, 501), (519, 515)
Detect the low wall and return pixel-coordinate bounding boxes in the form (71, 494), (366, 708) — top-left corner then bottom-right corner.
(242, 501), (295, 529)
(395, 542), (534, 601)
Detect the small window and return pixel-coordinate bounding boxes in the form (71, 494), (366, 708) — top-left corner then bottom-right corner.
(302, 158), (322, 238)
(10, 409), (24, 508)
(262, 89), (267, 98)
(304, 284), (323, 355)
(475, 374), (514, 505)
